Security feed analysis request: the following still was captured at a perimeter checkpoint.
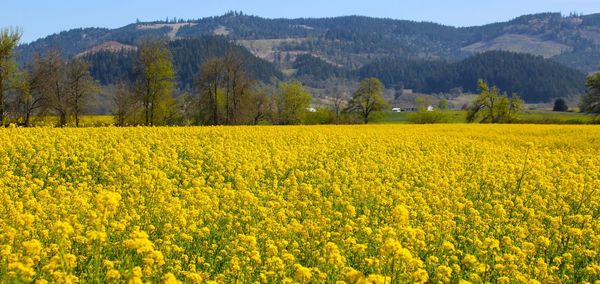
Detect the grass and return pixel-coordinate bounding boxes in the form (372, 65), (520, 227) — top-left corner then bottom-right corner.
(381, 110), (598, 124)
(515, 110), (597, 124)
(381, 111), (468, 124)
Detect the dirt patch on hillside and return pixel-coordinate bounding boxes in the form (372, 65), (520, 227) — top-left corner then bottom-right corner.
(137, 23), (197, 39)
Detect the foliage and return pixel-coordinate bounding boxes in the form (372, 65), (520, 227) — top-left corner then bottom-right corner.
(580, 72), (600, 114)
(275, 81), (312, 124)
(553, 98), (569, 112)
(409, 109), (449, 124)
(135, 39), (176, 126)
(0, 27), (22, 124)
(467, 80), (523, 123)
(0, 125), (599, 283)
(303, 108), (335, 125)
(438, 98), (449, 110)
(346, 78), (389, 124)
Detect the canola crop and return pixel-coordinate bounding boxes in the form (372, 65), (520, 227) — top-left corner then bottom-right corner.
(0, 125), (599, 283)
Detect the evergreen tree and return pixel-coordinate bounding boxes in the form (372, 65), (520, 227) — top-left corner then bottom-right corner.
(553, 98), (569, 112)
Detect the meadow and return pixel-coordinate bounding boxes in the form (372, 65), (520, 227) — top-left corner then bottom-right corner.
(0, 125), (599, 283)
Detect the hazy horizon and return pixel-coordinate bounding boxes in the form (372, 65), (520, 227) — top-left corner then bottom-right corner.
(2, 0), (600, 43)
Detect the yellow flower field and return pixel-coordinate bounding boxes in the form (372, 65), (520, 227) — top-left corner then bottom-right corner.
(0, 125), (599, 283)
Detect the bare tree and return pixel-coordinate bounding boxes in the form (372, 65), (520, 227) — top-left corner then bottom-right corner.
(66, 58), (100, 127)
(32, 50), (69, 127)
(247, 84), (273, 125)
(197, 58), (224, 125)
(14, 71), (46, 127)
(196, 50), (256, 125)
(223, 48), (253, 124)
(331, 89), (347, 125)
(112, 82), (137, 126)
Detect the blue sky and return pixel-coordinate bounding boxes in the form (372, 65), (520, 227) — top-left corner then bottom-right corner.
(2, 0), (600, 43)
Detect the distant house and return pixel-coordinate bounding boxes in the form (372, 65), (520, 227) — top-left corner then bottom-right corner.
(427, 106), (435, 112)
(306, 107), (317, 113)
(392, 107), (402, 112)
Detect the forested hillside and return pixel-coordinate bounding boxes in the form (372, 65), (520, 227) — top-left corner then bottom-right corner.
(16, 12), (600, 72)
(357, 51), (586, 102)
(84, 37), (282, 89)
(13, 12), (596, 103)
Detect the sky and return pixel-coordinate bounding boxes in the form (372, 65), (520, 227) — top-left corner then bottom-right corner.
(2, 0), (600, 43)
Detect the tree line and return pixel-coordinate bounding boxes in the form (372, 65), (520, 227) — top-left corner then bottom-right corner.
(3, 27), (599, 127)
(1, 28), (101, 127)
(1, 28), (392, 127)
(356, 51), (586, 103)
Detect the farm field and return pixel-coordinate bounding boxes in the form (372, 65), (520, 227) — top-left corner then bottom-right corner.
(0, 125), (599, 283)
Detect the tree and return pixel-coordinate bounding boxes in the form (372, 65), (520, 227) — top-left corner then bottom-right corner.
(276, 81), (312, 125)
(330, 84), (348, 124)
(438, 98), (449, 110)
(467, 80), (523, 123)
(580, 73), (600, 114)
(0, 27), (22, 124)
(553, 98), (569, 112)
(135, 39), (176, 126)
(112, 82), (137, 126)
(223, 49), (254, 125)
(177, 91), (196, 125)
(66, 58), (100, 127)
(331, 91), (346, 124)
(13, 71), (45, 127)
(346, 78), (389, 124)
(247, 84), (273, 125)
(197, 58), (224, 125)
(32, 50), (70, 127)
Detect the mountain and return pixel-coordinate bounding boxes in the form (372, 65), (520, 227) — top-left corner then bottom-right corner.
(13, 12), (595, 102)
(17, 12), (600, 72)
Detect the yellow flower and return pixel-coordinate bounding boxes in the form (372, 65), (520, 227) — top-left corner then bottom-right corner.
(22, 239), (43, 256)
(162, 273), (181, 284)
(106, 269), (120, 280)
(294, 264), (312, 282)
(435, 265), (453, 282)
(0, 125), (599, 282)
